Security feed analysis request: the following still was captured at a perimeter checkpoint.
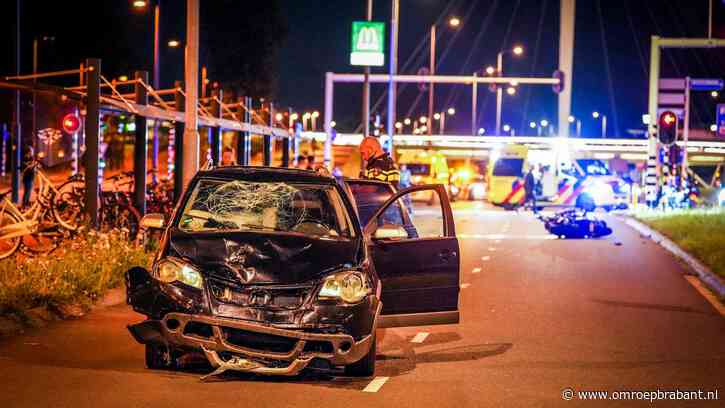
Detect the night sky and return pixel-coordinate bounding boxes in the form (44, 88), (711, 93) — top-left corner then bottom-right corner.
(3, 1), (725, 137)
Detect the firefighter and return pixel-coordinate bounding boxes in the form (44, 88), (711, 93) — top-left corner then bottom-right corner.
(359, 136), (400, 187)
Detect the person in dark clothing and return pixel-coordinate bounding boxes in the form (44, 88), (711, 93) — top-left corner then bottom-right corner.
(523, 166), (537, 211)
(22, 145), (36, 207)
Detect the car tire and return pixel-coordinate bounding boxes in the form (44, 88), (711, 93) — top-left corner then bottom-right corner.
(145, 344), (175, 370)
(344, 335), (376, 377)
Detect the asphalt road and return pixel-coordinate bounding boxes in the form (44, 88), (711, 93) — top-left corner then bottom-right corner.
(0, 202), (723, 407)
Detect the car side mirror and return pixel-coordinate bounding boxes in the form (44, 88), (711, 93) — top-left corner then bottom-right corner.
(141, 213), (166, 229)
(373, 224), (408, 240)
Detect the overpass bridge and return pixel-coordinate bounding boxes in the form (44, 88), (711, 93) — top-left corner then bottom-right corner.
(302, 132), (725, 165)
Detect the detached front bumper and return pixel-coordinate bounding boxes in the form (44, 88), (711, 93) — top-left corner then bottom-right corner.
(128, 305), (380, 376)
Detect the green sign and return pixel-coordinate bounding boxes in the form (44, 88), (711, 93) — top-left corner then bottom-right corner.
(350, 21), (385, 66)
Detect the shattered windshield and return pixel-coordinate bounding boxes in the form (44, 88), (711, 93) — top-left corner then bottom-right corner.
(178, 179), (355, 238)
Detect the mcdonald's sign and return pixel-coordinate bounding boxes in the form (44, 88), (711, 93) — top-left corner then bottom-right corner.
(350, 21), (385, 66)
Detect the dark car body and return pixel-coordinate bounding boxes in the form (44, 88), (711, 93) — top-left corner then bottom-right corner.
(125, 167), (460, 377)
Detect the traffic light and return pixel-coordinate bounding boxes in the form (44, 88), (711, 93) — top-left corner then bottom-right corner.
(657, 111), (678, 145)
(61, 113), (81, 134)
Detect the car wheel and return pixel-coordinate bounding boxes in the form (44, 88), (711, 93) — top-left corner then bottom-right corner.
(145, 344), (175, 370)
(344, 335), (376, 377)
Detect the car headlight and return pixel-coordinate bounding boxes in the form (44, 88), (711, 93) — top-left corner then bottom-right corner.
(318, 271), (370, 303)
(154, 257), (203, 289)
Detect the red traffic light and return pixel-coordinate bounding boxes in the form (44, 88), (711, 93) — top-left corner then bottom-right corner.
(659, 112), (676, 127)
(62, 113), (81, 134)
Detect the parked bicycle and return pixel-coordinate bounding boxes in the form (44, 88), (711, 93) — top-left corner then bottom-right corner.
(0, 162), (80, 259)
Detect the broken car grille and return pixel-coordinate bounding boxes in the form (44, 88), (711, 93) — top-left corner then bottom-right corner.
(221, 327), (298, 353)
(208, 280), (312, 310)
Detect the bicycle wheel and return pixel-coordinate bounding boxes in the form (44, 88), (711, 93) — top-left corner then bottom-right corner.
(101, 204), (140, 242)
(53, 180), (87, 231)
(20, 215), (62, 256)
(0, 211), (22, 260)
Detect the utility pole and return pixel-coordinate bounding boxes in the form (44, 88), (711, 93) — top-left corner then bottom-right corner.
(12, 0), (21, 204)
(362, 0), (372, 138)
(386, 0), (399, 155)
(558, 0), (575, 139)
(182, 0), (200, 189)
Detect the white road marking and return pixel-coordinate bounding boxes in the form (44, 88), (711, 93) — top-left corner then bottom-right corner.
(482, 256), (491, 261)
(410, 332), (430, 343)
(459, 234), (556, 240)
(472, 267), (482, 274)
(488, 247), (497, 252)
(685, 275), (725, 316)
(460, 283), (471, 289)
(494, 239), (501, 244)
(363, 376), (390, 393)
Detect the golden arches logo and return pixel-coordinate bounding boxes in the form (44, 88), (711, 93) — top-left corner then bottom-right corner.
(357, 27), (380, 51)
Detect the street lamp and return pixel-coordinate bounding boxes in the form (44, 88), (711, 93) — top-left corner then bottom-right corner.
(711, 91), (719, 98)
(592, 111), (607, 137)
(167, 39), (180, 48)
(568, 115), (582, 137)
(495, 44), (524, 135)
(302, 112), (311, 130)
(132, 0), (163, 181)
(419, 116), (428, 124)
(478, 128), (485, 135)
(506, 87), (517, 96)
(428, 16), (461, 134)
(485, 66), (495, 75)
(395, 122), (403, 133)
(311, 111), (320, 131)
(447, 107), (456, 115)
(404, 118), (412, 126)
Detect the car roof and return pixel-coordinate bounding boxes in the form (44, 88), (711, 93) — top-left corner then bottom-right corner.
(196, 166), (337, 184)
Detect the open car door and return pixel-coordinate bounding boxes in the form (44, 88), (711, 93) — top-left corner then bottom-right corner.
(363, 184), (460, 328)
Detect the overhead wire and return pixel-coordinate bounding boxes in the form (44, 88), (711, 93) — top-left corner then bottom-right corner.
(596, 0), (620, 137)
(519, 0), (548, 134)
(356, 0), (464, 132)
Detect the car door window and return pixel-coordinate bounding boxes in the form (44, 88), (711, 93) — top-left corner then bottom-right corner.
(346, 182), (405, 227)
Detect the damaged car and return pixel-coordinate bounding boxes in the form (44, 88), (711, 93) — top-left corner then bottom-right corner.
(125, 167), (460, 377)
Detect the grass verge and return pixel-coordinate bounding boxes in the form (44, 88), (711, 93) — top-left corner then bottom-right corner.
(0, 230), (152, 322)
(635, 209), (725, 279)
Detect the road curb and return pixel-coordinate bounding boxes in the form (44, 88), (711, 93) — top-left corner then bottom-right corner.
(623, 216), (725, 300)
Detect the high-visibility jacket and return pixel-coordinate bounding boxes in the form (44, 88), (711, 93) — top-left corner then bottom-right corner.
(364, 153), (400, 184)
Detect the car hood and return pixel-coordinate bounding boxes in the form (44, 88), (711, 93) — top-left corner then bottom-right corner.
(167, 229), (361, 285)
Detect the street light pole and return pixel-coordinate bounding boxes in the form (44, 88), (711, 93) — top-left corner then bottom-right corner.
(182, 0), (200, 189)
(495, 52), (503, 135)
(602, 115), (607, 138)
(362, 0), (372, 138)
(152, 1), (160, 182)
(386, 0), (399, 155)
(428, 24), (435, 135)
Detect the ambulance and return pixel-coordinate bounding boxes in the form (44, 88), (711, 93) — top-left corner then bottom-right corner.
(486, 145), (529, 208)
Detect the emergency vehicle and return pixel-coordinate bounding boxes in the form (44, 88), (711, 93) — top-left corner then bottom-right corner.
(486, 145), (528, 208)
(487, 146), (628, 211)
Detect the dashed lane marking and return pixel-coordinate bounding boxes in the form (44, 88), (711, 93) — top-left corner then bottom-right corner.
(482, 256), (491, 261)
(488, 247), (497, 252)
(460, 283), (471, 289)
(363, 376), (390, 393)
(410, 332), (430, 343)
(472, 267), (482, 274)
(685, 275), (725, 316)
